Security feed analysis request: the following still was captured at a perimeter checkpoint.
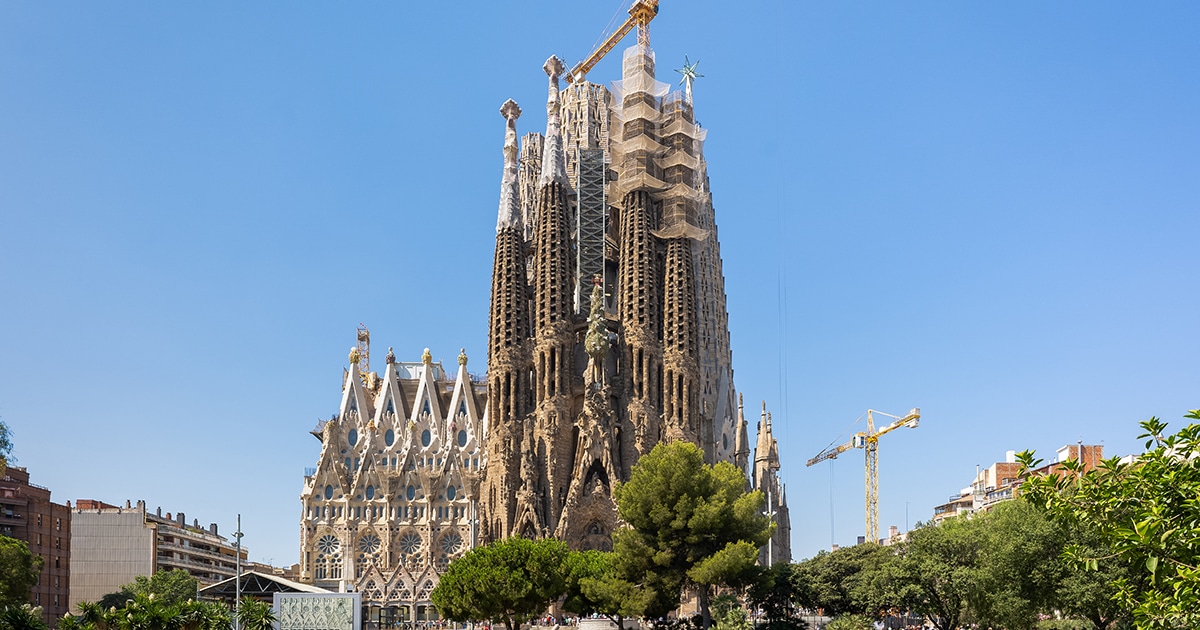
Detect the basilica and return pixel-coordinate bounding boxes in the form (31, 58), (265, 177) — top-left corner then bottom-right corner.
(297, 27), (790, 621)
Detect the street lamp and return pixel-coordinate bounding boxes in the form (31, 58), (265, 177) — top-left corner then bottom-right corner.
(763, 486), (777, 568)
(234, 514), (243, 630)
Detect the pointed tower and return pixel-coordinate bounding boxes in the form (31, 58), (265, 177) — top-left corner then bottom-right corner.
(530, 55), (578, 534)
(616, 44), (667, 467)
(733, 393), (750, 477)
(480, 99), (533, 542)
(754, 405), (791, 566)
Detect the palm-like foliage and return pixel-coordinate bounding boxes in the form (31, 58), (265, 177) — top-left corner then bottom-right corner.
(67, 597), (231, 630)
(0, 605), (49, 630)
(235, 598), (275, 630)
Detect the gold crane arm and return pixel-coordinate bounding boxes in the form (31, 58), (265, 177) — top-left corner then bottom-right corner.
(869, 408), (921, 442)
(566, 0), (660, 84)
(806, 436), (863, 467)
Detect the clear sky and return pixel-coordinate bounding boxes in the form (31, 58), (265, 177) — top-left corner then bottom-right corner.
(2, 1), (1197, 568)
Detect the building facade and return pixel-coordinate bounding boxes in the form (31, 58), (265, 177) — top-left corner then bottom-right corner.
(932, 444), (1105, 524)
(298, 25), (792, 616)
(69, 499), (247, 609)
(0, 466), (71, 628)
(480, 40), (785, 548)
(298, 349), (486, 622)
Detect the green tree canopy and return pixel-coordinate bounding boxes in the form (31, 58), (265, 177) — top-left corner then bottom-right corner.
(0, 419), (12, 475)
(431, 536), (568, 630)
(612, 441), (772, 627)
(883, 516), (981, 630)
(791, 543), (893, 618)
(562, 550), (649, 628)
(747, 563), (805, 630)
(0, 538), (42, 610)
(1020, 410), (1200, 629)
(119, 569), (200, 608)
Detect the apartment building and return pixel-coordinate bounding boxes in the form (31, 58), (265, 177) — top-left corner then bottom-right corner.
(69, 499), (247, 609)
(0, 466), (71, 628)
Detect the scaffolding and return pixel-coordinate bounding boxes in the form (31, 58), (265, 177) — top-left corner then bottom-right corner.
(576, 147), (607, 313)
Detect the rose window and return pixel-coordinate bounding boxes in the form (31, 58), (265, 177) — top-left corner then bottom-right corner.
(317, 535), (340, 554)
(399, 533), (422, 555)
(440, 532), (463, 554)
(359, 534), (381, 554)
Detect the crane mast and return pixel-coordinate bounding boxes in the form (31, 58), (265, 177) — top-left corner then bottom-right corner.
(565, 0), (660, 84)
(807, 408), (920, 544)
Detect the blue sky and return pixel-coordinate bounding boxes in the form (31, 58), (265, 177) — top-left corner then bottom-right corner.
(2, 1), (1197, 567)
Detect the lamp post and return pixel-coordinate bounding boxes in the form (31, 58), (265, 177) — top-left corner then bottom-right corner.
(234, 514), (243, 630)
(763, 486), (777, 568)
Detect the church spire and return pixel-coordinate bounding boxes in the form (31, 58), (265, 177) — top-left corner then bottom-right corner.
(734, 393), (750, 474)
(538, 56), (567, 188)
(497, 99), (522, 232)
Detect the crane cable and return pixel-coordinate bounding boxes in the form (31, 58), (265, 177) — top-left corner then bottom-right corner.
(589, 0), (630, 60)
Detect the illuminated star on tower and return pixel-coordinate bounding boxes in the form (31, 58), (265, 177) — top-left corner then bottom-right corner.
(675, 55), (703, 103)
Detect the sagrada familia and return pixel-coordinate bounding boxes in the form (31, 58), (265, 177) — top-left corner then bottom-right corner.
(297, 11), (791, 619)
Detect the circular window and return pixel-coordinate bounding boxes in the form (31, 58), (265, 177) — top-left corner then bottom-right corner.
(440, 532), (463, 555)
(406, 485), (416, 501)
(317, 534), (340, 554)
(421, 429), (432, 447)
(359, 534), (381, 554)
(324, 485), (334, 500)
(399, 532), (422, 554)
(447, 485), (457, 500)
(365, 486), (375, 500)
(457, 430), (468, 447)
(385, 429), (395, 446)
(348, 429), (358, 447)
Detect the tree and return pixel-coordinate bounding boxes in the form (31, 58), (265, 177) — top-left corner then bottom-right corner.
(969, 500), (1066, 630)
(0, 538), (42, 610)
(235, 597), (274, 630)
(0, 419), (12, 476)
(710, 594), (751, 630)
(747, 563), (806, 630)
(1019, 410), (1200, 629)
(119, 569), (199, 608)
(883, 516), (981, 630)
(791, 544), (894, 618)
(612, 441), (772, 628)
(431, 536), (568, 630)
(562, 550), (648, 629)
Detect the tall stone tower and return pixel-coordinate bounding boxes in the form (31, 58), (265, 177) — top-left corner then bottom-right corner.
(753, 404), (792, 565)
(480, 39), (775, 550)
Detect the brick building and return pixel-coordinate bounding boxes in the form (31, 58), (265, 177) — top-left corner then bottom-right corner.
(0, 466), (71, 628)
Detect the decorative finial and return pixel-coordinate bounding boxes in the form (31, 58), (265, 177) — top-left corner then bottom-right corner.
(458, 348), (468, 366)
(385, 347), (396, 365)
(367, 420), (376, 432)
(543, 56), (565, 92)
(422, 348), (432, 365)
(349, 347), (361, 365)
(675, 56), (703, 103)
(497, 99), (523, 232)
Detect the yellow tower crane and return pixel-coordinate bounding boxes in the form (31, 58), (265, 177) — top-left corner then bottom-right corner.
(565, 0), (660, 84)
(807, 407), (920, 544)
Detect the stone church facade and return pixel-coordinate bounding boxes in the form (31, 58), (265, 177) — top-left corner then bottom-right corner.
(298, 37), (790, 619)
